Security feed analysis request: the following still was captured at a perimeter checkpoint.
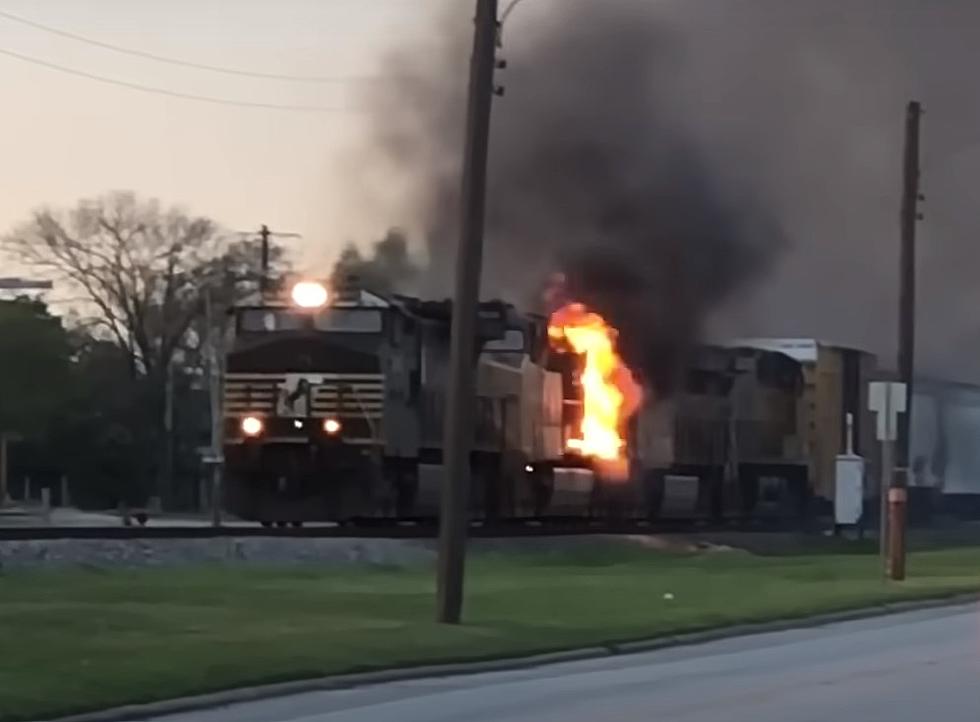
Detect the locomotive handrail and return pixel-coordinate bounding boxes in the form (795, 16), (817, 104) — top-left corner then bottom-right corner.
(342, 382), (379, 442)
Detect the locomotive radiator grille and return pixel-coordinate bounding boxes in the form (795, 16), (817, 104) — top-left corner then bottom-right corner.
(224, 373), (384, 420)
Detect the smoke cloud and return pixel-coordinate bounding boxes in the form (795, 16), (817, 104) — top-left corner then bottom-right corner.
(351, 0), (980, 385)
(357, 0), (783, 392)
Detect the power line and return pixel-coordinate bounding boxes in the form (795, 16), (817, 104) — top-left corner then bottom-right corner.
(0, 47), (358, 113)
(0, 8), (377, 83)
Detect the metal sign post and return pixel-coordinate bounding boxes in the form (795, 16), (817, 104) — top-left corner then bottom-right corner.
(869, 381), (907, 578)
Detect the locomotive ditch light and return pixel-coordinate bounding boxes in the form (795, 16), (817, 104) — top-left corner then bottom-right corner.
(241, 415), (264, 437)
(323, 418), (341, 435)
(291, 281), (329, 308)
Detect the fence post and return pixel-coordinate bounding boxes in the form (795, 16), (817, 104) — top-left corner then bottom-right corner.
(24, 475), (31, 503)
(40, 487), (51, 525)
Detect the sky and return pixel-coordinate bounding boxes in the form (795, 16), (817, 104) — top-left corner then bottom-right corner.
(0, 0), (435, 272)
(5, 1), (980, 381)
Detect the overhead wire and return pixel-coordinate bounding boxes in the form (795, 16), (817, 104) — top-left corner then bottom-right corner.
(0, 8), (378, 83)
(0, 46), (359, 113)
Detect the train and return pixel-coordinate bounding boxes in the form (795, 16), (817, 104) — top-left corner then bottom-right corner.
(220, 279), (891, 526)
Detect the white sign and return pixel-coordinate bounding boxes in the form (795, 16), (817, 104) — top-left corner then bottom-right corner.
(868, 381), (907, 442)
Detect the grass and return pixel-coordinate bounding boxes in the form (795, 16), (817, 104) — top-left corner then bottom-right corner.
(1, 544), (979, 721)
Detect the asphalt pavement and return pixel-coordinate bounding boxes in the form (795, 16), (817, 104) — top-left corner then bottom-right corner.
(138, 603), (979, 722)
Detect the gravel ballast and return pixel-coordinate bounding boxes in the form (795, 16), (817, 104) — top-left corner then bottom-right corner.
(0, 537), (435, 569)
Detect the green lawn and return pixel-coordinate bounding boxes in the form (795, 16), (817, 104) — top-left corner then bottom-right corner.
(1, 544), (979, 721)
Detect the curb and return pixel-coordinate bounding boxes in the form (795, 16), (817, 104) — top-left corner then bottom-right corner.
(41, 592), (980, 722)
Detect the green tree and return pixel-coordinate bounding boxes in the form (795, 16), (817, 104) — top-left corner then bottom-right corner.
(2, 192), (263, 378)
(3, 192), (281, 507)
(0, 297), (70, 438)
(48, 337), (158, 507)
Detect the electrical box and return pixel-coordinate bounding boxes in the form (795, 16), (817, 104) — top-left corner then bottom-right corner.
(834, 454), (865, 526)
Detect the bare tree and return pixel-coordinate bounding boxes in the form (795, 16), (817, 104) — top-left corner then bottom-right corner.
(2, 192), (282, 506)
(3, 191), (269, 378)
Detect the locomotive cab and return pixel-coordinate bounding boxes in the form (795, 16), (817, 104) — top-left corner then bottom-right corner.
(222, 283), (392, 524)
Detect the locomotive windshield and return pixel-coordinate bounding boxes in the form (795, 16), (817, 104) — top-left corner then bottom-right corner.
(313, 308), (383, 333)
(239, 309), (306, 332)
(237, 308), (383, 334)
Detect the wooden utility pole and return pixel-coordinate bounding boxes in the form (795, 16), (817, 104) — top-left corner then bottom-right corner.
(246, 225), (301, 297)
(204, 289), (224, 527)
(896, 100), (922, 478)
(162, 357), (175, 508)
(436, 0), (500, 624)
(259, 225), (271, 294)
(891, 100), (922, 581)
(0, 433), (8, 506)
(870, 381), (905, 575)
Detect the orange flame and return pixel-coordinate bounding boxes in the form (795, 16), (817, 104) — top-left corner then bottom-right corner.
(548, 302), (643, 479)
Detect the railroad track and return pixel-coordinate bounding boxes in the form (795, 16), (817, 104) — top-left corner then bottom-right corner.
(0, 518), (801, 541)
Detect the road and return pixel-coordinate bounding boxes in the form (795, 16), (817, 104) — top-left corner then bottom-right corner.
(142, 604), (977, 722)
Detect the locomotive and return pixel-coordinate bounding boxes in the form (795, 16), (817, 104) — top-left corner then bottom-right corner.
(221, 279), (876, 525)
(633, 340), (875, 521)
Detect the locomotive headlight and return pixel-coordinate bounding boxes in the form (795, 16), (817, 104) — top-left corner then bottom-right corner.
(323, 418), (341, 435)
(291, 281), (328, 308)
(241, 415), (264, 437)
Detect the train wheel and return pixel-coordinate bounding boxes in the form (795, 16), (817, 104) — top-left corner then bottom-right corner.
(645, 469), (665, 520)
(738, 466), (759, 519)
(394, 462), (419, 517)
(532, 466), (554, 516)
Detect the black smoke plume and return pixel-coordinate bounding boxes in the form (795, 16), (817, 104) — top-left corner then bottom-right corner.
(359, 0), (784, 392)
